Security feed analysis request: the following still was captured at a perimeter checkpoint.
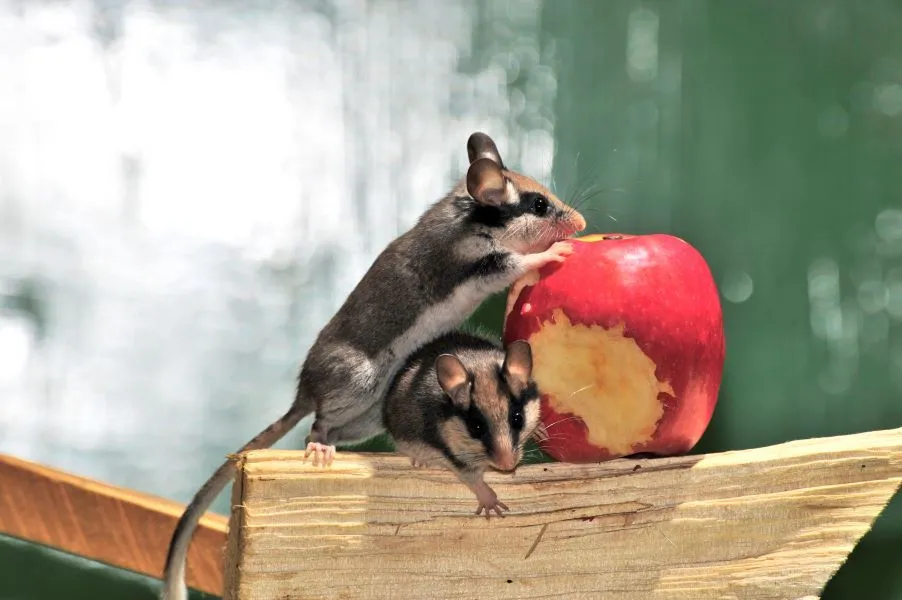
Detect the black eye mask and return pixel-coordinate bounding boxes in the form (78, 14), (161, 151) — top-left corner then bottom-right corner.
(495, 373), (540, 448)
(458, 191), (558, 229)
(464, 403), (492, 450)
(438, 393), (492, 450)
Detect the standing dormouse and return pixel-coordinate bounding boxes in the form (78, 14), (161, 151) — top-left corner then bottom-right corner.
(161, 132), (586, 600)
(383, 331), (542, 516)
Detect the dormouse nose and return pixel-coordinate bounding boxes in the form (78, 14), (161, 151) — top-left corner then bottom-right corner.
(568, 211), (587, 233)
(493, 448), (517, 472)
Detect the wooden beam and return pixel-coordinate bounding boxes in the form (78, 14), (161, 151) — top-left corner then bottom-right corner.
(0, 453), (228, 596)
(224, 427), (902, 600)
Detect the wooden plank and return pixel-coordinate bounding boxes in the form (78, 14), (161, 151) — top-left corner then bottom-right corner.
(224, 427), (902, 600)
(0, 453), (228, 596)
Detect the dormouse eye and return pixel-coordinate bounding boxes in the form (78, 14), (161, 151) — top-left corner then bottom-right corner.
(531, 195), (549, 216)
(466, 411), (487, 440)
(511, 409), (524, 429)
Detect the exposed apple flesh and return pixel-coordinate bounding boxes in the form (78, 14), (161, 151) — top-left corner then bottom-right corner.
(503, 233), (725, 463)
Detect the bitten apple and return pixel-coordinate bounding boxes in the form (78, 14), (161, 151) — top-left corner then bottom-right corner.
(502, 233), (725, 463)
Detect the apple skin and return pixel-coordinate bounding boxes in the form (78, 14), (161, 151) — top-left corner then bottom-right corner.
(503, 233), (725, 463)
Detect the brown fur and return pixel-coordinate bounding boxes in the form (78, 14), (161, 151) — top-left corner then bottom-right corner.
(439, 418), (489, 471)
(445, 354), (540, 473)
(383, 331), (544, 516)
(504, 170), (556, 201)
(505, 169), (587, 231)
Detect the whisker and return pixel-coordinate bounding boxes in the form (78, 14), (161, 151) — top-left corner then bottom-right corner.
(571, 186), (626, 213)
(542, 415), (585, 429)
(531, 426), (583, 442)
(536, 429), (581, 439)
(532, 422), (549, 440)
(566, 384), (595, 400)
(538, 435), (581, 444)
(564, 156), (606, 207)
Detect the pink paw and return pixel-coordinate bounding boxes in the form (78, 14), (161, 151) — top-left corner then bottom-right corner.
(304, 442), (336, 467)
(543, 240), (574, 263)
(474, 486), (509, 519)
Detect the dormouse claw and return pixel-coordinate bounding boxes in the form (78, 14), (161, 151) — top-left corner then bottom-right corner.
(304, 442), (336, 467)
(476, 499), (510, 519)
(544, 240), (574, 262)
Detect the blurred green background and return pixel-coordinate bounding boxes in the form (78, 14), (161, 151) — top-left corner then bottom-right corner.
(2, 0), (901, 598)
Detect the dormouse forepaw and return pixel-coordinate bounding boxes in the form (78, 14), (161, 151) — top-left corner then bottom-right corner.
(473, 484), (509, 519)
(530, 241), (573, 267)
(475, 500), (510, 519)
(549, 240), (574, 257)
(304, 442), (336, 467)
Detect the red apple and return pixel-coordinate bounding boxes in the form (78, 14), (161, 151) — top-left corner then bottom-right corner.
(503, 233), (725, 463)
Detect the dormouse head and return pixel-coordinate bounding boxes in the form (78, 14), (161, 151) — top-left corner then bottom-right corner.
(463, 132), (586, 254)
(435, 340), (541, 473)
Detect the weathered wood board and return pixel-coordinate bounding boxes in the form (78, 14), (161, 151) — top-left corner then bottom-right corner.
(224, 427), (902, 600)
(0, 453), (228, 595)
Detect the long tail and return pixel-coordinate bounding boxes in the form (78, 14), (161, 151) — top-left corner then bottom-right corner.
(160, 400), (312, 600)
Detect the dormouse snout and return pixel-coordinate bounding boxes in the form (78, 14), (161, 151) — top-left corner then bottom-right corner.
(491, 444), (517, 472)
(563, 210), (588, 236)
(550, 198), (587, 239)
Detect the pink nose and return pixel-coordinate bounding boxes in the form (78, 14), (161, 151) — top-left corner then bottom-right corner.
(569, 212), (587, 233)
(494, 451), (516, 472)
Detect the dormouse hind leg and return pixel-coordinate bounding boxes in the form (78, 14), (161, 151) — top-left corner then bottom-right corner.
(324, 398), (387, 446)
(456, 468), (509, 518)
(304, 419), (336, 467)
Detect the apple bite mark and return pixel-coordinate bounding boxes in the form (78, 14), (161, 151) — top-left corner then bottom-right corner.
(502, 232), (725, 462)
(528, 309), (675, 457)
(575, 233), (612, 243)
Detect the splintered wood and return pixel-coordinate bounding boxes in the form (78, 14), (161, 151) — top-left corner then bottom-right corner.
(224, 428), (902, 600)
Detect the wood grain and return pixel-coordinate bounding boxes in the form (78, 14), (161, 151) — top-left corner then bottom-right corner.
(0, 453), (228, 596)
(224, 427), (902, 600)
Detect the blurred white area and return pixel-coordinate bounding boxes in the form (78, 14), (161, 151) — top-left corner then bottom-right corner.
(0, 0), (556, 511)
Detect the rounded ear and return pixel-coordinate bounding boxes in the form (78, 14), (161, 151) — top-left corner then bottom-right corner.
(467, 132), (505, 167)
(502, 340), (533, 386)
(435, 353), (471, 404)
(466, 157), (507, 206)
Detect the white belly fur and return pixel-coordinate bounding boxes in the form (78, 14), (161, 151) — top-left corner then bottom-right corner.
(371, 278), (497, 405)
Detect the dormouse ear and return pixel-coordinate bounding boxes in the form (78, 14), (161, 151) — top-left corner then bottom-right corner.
(467, 132), (505, 168)
(466, 157), (507, 206)
(502, 340), (533, 388)
(435, 354), (471, 406)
